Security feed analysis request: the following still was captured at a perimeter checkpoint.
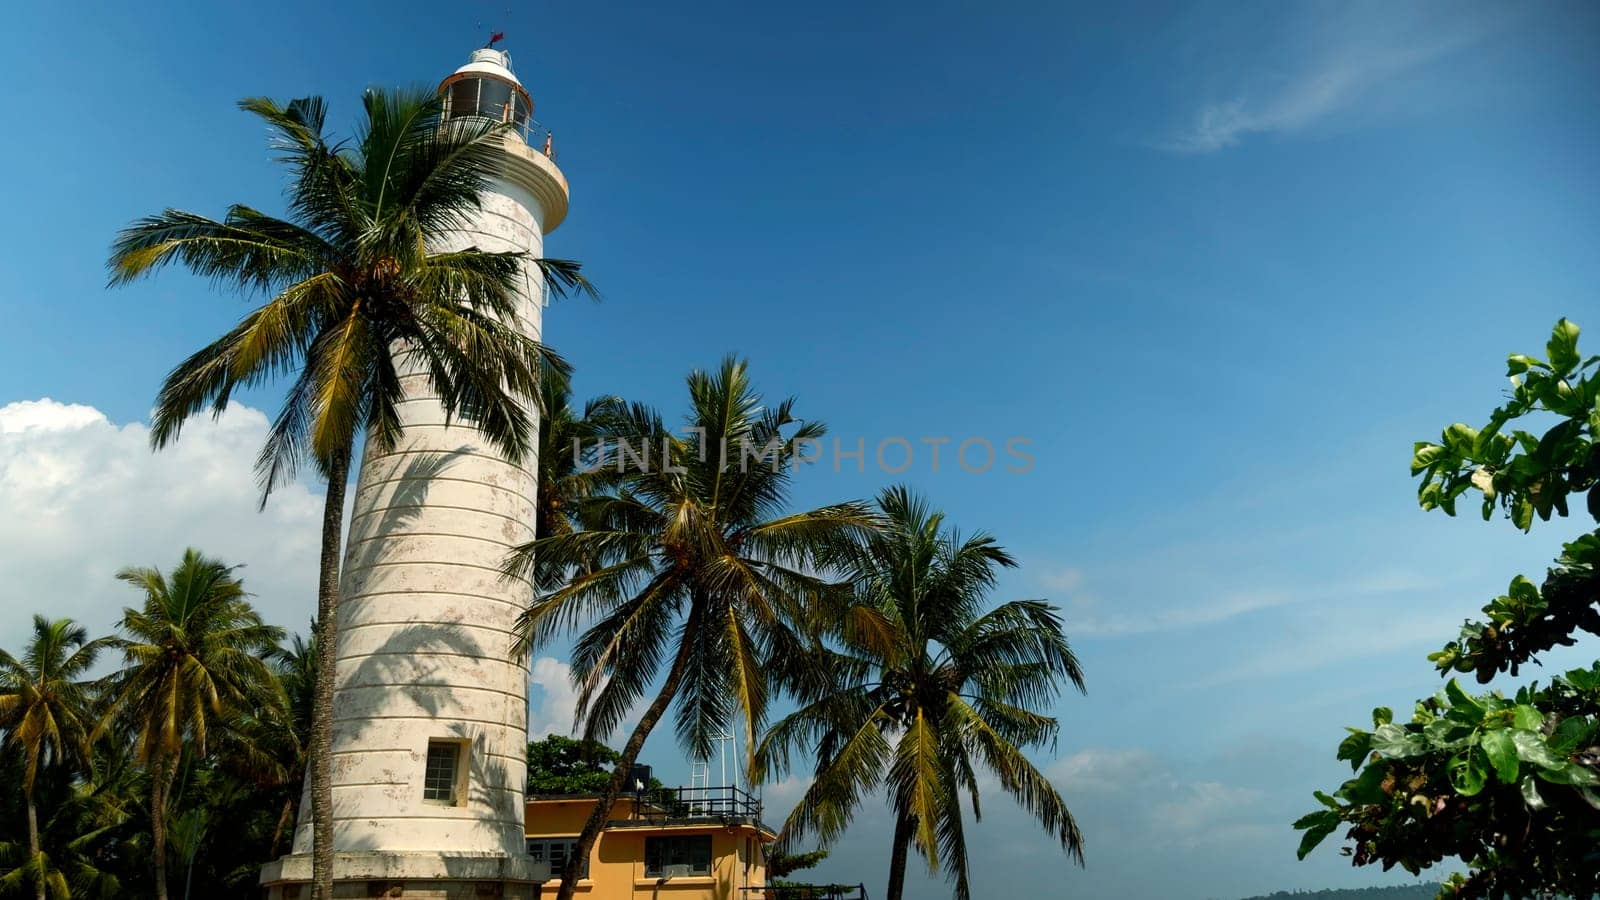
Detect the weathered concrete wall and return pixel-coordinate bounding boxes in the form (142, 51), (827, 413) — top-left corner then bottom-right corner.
(287, 174), (549, 860)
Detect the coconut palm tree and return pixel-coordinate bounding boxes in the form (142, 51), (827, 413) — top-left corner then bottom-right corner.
(0, 747), (135, 900)
(100, 549), (284, 900)
(106, 89), (596, 898)
(505, 357), (878, 900)
(261, 630), (315, 860)
(0, 616), (110, 900)
(756, 486), (1087, 900)
(207, 627), (315, 863)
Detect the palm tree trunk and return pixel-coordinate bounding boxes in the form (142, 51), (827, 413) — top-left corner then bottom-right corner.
(152, 759), (171, 900)
(269, 795), (296, 860)
(553, 603), (702, 900)
(25, 788), (43, 900)
(885, 808), (914, 900)
(309, 447), (351, 900)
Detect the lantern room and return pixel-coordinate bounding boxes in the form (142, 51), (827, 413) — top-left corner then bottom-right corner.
(439, 47), (551, 153)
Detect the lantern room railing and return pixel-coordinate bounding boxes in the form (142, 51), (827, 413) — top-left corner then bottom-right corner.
(441, 81), (557, 159)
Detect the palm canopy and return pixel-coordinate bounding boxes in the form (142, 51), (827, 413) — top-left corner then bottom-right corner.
(0, 758), (132, 900)
(530, 361), (622, 588)
(0, 616), (108, 793)
(508, 356), (879, 761)
(107, 89), (595, 496)
(213, 628), (316, 799)
(757, 486), (1086, 900)
(101, 548), (285, 767)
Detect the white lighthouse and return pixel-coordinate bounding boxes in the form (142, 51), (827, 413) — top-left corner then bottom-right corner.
(261, 45), (568, 900)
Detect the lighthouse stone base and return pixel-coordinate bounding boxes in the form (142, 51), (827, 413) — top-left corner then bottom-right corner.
(258, 852), (548, 899)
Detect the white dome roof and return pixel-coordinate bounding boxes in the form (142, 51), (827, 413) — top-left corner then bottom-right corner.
(448, 48), (523, 88)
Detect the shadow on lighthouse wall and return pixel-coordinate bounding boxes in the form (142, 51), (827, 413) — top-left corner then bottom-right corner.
(330, 448), (531, 856)
(344, 447), (467, 568)
(336, 447), (527, 739)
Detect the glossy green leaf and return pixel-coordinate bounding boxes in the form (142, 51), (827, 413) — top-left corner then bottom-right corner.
(1520, 776), (1546, 811)
(1535, 762), (1599, 787)
(1444, 423), (1478, 454)
(1448, 750), (1488, 797)
(1480, 729), (1518, 783)
(1547, 318), (1580, 373)
(1371, 723), (1425, 758)
(1511, 729), (1563, 769)
(1511, 705), (1545, 731)
(1512, 497), (1534, 531)
(1444, 679), (1485, 724)
(1337, 729), (1373, 772)
(1293, 810), (1339, 861)
(1506, 354), (1541, 375)
(1549, 716), (1596, 755)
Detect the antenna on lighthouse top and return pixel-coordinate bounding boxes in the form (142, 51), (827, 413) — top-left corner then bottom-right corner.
(476, 1), (512, 48)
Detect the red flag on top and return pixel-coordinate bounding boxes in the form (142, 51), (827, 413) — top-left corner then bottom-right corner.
(488, 31), (505, 47)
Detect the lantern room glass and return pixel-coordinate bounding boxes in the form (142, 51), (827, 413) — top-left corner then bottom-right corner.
(444, 76), (529, 129)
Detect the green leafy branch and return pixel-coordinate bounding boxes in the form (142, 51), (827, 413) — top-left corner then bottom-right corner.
(1411, 318), (1597, 529)
(1429, 533), (1600, 681)
(1295, 666), (1600, 898)
(1298, 318), (1600, 899)
(1407, 319), (1600, 680)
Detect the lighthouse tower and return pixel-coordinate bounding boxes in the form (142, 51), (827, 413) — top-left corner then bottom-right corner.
(261, 46), (567, 900)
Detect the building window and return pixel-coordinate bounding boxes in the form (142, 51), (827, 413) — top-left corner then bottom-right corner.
(527, 838), (588, 878)
(423, 739), (466, 805)
(644, 835), (712, 877)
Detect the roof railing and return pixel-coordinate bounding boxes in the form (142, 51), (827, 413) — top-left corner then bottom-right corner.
(614, 784), (764, 825)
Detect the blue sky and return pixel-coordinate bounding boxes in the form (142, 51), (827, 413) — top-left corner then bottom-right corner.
(1, 1), (1598, 898)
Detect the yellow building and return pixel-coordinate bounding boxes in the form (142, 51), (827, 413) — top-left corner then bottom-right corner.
(524, 786), (776, 900)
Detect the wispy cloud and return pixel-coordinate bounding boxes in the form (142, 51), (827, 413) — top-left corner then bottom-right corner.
(1062, 589), (1289, 637)
(1049, 748), (1266, 847)
(1038, 566), (1085, 592)
(1038, 559), (1442, 639)
(1166, 6), (1505, 153)
(1185, 608), (1459, 690)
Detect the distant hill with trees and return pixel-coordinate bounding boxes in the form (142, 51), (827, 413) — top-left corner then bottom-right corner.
(1229, 886), (1442, 900)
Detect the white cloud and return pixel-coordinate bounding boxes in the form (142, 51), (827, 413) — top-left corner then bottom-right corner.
(0, 398), (323, 657)
(0, 399), (107, 434)
(759, 775), (814, 829)
(1049, 747), (1264, 845)
(1166, 6), (1504, 153)
(528, 655), (580, 739)
(1050, 746), (1163, 792)
(0, 397), (577, 739)
(1154, 781), (1264, 835)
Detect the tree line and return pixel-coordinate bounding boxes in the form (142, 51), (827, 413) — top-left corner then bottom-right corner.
(0, 552), (308, 899)
(1228, 887), (1443, 900)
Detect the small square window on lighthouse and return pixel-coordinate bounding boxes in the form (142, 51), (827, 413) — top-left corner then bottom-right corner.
(423, 739), (468, 806)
